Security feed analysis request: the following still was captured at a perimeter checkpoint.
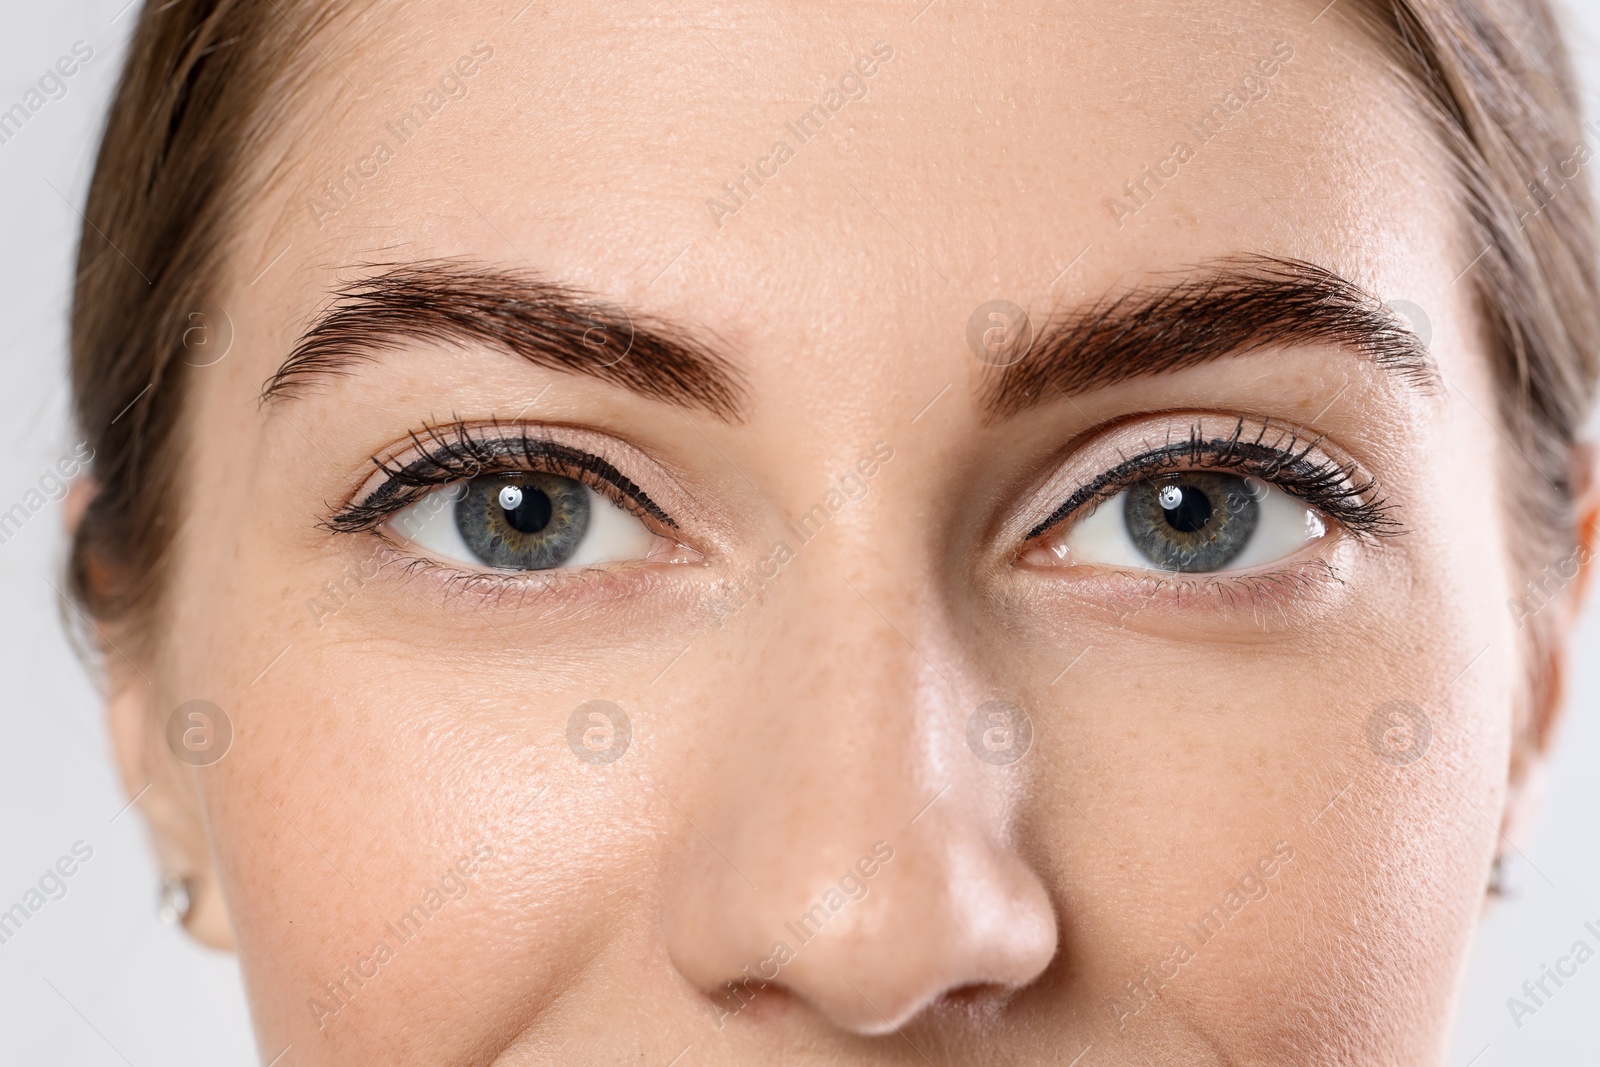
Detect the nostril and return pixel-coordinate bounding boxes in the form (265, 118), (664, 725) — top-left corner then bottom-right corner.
(704, 975), (802, 1030)
(927, 981), (1017, 1024)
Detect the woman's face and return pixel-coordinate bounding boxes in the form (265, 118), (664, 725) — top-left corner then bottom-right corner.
(116, 0), (1562, 1063)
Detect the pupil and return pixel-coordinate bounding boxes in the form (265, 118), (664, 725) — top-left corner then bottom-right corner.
(1160, 484), (1212, 534)
(501, 483), (553, 534)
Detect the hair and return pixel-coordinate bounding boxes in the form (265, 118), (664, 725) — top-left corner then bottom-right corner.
(66, 1), (333, 641)
(68, 1), (1598, 659)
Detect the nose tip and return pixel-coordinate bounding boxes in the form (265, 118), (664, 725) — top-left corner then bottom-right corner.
(773, 836), (1059, 1034)
(673, 827), (1059, 1037)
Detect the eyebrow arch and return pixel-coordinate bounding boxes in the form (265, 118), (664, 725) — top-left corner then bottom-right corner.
(982, 254), (1440, 419)
(261, 260), (747, 421)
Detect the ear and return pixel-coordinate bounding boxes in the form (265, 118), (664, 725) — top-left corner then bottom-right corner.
(66, 479), (235, 951)
(1500, 442), (1599, 878)
(105, 671), (236, 949)
(63, 476), (95, 535)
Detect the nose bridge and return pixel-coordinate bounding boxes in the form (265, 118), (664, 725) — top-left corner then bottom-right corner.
(662, 517), (1058, 1033)
(712, 527), (949, 891)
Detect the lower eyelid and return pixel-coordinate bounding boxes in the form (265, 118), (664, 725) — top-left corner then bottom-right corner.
(1129, 558), (1347, 614)
(1013, 555), (1353, 634)
(362, 549), (693, 616)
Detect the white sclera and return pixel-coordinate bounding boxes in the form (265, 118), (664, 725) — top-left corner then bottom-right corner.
(1064, 476), (1328, 573)
(388, 481), (657, 571)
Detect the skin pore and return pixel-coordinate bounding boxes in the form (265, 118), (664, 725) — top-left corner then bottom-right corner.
(95, 0), (1597, 1063)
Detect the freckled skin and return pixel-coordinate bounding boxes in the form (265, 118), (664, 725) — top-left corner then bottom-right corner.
(97, 1), (1597, 1064)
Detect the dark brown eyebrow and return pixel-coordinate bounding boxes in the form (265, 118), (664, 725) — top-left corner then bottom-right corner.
(262, 260), (747, 421)
(983, 255), (1440, 419)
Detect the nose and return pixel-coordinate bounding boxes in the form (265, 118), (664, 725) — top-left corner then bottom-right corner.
(661, 555), (1058, 1035)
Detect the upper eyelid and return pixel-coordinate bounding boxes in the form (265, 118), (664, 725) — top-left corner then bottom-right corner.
(1025, 435), (1323, 539)
(383, 437), (670, 523)
(1020, 420), (1392, 543)
(327, 425), (677, 533)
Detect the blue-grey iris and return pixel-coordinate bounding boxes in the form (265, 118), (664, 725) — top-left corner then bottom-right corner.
(454, 473), (591, 570)
(1124, 472), (1260, 572)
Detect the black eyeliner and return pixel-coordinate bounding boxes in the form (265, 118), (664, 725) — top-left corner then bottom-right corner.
(324, 421), (676, 534)
(1024, 419), (1398, 542)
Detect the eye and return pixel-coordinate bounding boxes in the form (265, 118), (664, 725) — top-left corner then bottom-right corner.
(387, 471), (661, 572)
(1035, 471), (1329, 573)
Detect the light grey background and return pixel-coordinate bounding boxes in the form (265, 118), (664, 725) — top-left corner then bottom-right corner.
(0, 2), (1596, 1064)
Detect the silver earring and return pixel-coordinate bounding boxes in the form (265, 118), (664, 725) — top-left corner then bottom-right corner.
(1488, 854), (1516, 899)
(158, 873), (193, 925)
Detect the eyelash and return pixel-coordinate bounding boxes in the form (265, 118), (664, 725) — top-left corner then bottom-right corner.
(1023, 417), (1398, 543)
(325, 417), (1391, 603)
(323, 420), (675, 536)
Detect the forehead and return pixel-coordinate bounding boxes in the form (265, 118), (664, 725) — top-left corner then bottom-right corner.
(242, 0), (1464, 371)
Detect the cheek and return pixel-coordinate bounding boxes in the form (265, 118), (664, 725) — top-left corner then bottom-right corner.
(1023, 634), (1507, 1054)
(200, 649), (648, 1057)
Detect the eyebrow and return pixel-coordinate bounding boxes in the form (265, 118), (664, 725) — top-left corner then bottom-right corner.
(262, 260), (747, 420)
(982, 255), (1440, 419)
